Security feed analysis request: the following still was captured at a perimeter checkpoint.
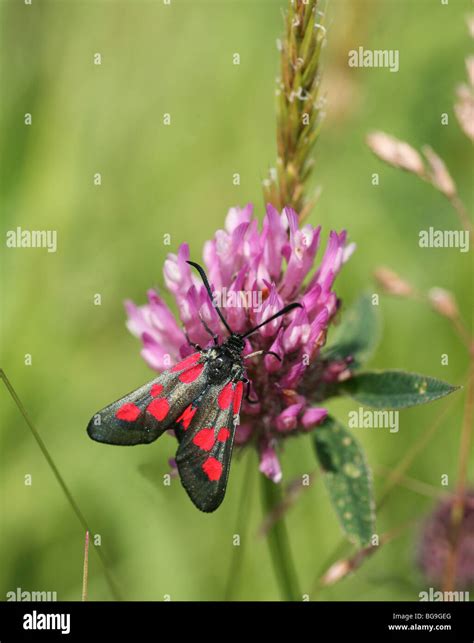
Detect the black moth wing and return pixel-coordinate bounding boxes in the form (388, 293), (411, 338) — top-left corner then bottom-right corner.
(175, 378), (244, 512)
(87, 352), (209, 446)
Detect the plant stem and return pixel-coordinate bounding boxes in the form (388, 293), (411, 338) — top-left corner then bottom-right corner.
(224, 450), (255, 600)
(315, 517), (418, 591)
(1, 369), (122, 601)
(82, 530), (90, 601)
(258, 470), (318, 537)
(443, 358), (474, 591)
(377, 395), (460, 509)
(449, 192), (473, 237)
(260, 474), (301, 601)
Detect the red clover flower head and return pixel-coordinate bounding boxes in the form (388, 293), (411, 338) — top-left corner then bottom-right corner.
(418, 491), (474, 590)
(125, 204), (355, 482)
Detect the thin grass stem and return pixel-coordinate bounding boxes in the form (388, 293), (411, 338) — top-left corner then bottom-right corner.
(1, 369), (122, 601)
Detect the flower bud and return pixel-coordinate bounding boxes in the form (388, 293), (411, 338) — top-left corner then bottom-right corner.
(367, 131), (425, 176)
(428, 288), (459, 320)
(374, 267), (414, 297)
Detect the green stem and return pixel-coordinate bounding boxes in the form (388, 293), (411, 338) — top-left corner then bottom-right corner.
(260, 474), (301, 601)
(1, 369), (122, 601)
(82, 530), (90, 601)
(224, 450), (255, 600)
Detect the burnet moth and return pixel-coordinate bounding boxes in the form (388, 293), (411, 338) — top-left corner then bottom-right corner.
(87, 260), (302, 512)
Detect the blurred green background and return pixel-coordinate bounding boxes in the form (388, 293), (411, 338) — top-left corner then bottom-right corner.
(1, 0), (472, 601)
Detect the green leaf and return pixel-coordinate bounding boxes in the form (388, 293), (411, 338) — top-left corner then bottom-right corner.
(340, 370), (460, 409)
(313, 415), (375, 546)
(321, 293), (380, 369)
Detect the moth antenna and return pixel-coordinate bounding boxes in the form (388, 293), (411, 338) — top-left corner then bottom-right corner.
(198, 313), (219, 345)
(187, 260), (234, 336)
(242, 302), (303, 339)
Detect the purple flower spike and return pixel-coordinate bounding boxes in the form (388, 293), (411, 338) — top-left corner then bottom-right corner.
(301, 407), (328, 430)
(125, 204), (353, 483)
(275, 403), (305, 432)
(282, 305), (311, 353)
(262, 204), (286, 280)
(259, 439), (283, 483)
(418, 491), (474, 589)
(255, 284), (284, 338)
(280, 208), (321, 299)
(163, 244), (195, 296)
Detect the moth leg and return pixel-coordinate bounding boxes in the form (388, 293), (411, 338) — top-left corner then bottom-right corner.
(244, 350), (282, 363)
(183, 327), (202, 351)
(198, 314), (219, 345)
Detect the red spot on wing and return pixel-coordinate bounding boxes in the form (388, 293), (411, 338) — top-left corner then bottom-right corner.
(233, 381), (244, 414)
(171, 353), (201, 373)
(176, 405), (197, 430)
(217, 427), (230, 442)
(192, 428), (215, 451)
(116, 403), (141, 422)
(150, 383), (164, 397)
(147, 398), (170, 421)
(179, 363), (204, 383)
(218, 382), (234, 410)
(202, 457), (223, 481)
